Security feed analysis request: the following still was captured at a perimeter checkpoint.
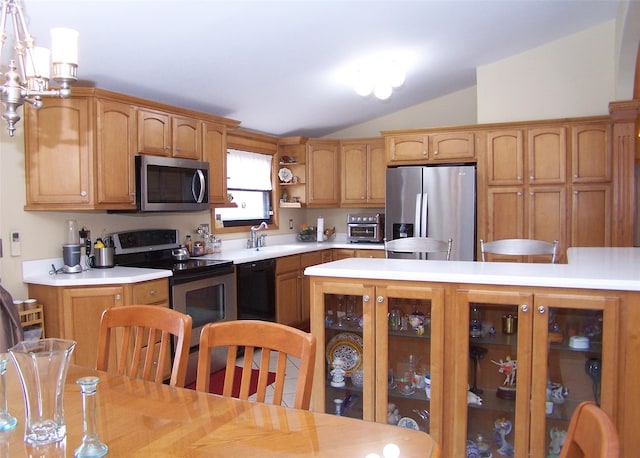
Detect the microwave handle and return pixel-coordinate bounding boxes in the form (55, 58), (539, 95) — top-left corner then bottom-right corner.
(192, 169), (206, 203)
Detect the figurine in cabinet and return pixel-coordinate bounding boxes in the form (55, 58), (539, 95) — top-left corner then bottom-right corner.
(548, 427), (566, 458)
(493, 418), (514, 456)
(330, 358), (346, 387)
(492, 356), (517, 400)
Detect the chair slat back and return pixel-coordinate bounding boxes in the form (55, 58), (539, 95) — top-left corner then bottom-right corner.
(559, 401), (619, 458)
(196, 320), (316, 410)
(480, 238), (559, 263)
(385, 237), (453, 260)
(96, 305), (192, 387)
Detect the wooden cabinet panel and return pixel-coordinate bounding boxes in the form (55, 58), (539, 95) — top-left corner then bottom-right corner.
(386, 134), (429, 163)
(95, 99), (136, 208)
(307, 140), (340, 207)
(571, 123), (611, 183)
(430, 131), (475, 161)
(355, 249), (385, 258)
(486, 130), (524, 185)
(367, 140), (386, 204)
(527, 187), (566, 262)
(341, 138), (385, 207)
(202, 121), (228, 204)
(25, 98), (92, 207)
(276, 269), (301, 326)
(527, 127), (566, 184)
(172, 115), (202, 159)
(572, 184), (611, 246)
(137, 108), (171, 156)
(131, 278), (169, 305)
(486, 187), (525, 242)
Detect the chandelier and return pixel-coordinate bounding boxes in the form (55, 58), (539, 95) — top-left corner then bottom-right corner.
(0, 0), (78, 136)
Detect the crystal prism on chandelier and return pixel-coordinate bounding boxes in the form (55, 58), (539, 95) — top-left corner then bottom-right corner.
(0, 0), (78, 136)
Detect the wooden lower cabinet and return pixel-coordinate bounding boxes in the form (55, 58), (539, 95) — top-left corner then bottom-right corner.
(28, 278), (169, 371)
(309, 276), (632, 457)
(332, 248), (384, 260)
(276, 250), (332, 328)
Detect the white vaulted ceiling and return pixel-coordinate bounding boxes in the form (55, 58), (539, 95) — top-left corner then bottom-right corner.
(20, 0), (621, 137)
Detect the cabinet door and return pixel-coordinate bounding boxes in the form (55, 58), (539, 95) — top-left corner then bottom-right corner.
(341, 143), (367, 205)
(486, 187), (525, 247)
(25, 98), (92, 207)
(310, 282), (375, 421)
(571, 123), (611, 183)
(301, 251), (328, 324)
(386, 134), (429, 163)
(367, 140), (386, 204)
(333, 249), (356, 260)
(486, 130), (524, 186)
(95, 99), (136, 208)
(571, 185), (611, 247)
(307, 141), (340, 207)
(430, 131), (475, 161)
(172, 115), (202, 159)
(527, 127), (566, 185)
(453, 289), (535, 458)
(202, 121), (228, 204)
(529, 294), (619, 457)
(276, 256), (301, 326)
(62, 286), (124, 368)
(137, 108), (171, 156)
(527, 187), (566, 262)
(375, 284), (445, 443)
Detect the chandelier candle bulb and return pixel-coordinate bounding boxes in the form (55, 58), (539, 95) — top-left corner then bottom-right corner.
(51, 28), (79, 65)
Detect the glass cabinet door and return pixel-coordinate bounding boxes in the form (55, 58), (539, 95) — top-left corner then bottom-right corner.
(313, 282), (375, 421)
(375, 284), (445, 441)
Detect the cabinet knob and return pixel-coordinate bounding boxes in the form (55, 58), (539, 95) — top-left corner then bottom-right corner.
(516, 176), (522, 180)
(377, 296), (384, 303)
(164, 145), (170, 150)
(175, 147), (181, 153)
(433, 150), (439, 155)
(363, 295), (370, 302)
(520, 304), (529, 313)
(422, 150), (427, 156)
(574, 190), (579, 195)
(537, 305), (546, 314)
(80, 191), (87, 197)
(529, 175), (535, 180)
(574, 174), (579, 178)
(150, 290), (157, 296)
(529, 191), (534, 196)
(115, 294), (121, 301)
(517, 191), (522, 196)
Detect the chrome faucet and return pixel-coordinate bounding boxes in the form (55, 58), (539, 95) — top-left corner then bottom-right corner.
(248, 222), (268, 248)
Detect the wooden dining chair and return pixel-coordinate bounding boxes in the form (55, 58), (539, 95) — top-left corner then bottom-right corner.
(196, 320), (316, 410)
(559, 401), (619, 458)
(480, 238), (559, 263)
(96, 305), (192, 387)
(385, 237), (453, 260)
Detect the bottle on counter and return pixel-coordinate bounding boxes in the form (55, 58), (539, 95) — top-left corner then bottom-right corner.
(185, 235), (193, 254)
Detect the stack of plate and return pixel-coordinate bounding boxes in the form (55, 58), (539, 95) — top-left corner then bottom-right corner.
(568, 336), (590, 349)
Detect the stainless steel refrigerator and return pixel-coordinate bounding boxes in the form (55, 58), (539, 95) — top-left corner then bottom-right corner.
(385, 164), (476, 261)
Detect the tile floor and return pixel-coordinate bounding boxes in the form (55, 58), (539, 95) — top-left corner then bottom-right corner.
(238, 348), (301, 407)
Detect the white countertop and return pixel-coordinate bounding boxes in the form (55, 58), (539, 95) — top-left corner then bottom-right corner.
(22, 235), (383, 286)
(304, 247), (640, 292)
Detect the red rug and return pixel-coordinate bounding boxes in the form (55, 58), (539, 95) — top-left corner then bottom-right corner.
(186, 366), (276, 397)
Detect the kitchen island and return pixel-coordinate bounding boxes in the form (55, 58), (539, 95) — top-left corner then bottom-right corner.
(305, 248), (640, 457)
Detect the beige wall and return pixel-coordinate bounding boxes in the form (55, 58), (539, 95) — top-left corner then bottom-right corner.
(477, 21), (616, 124)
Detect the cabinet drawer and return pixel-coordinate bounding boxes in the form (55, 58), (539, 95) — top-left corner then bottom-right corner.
(276, 255), (301, 274)
(131, 279), (169, 304)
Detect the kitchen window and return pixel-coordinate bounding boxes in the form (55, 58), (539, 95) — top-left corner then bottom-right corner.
(216, 149), (274, 227)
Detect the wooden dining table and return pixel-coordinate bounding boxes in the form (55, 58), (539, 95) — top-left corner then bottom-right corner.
(3, 364), (438, 457)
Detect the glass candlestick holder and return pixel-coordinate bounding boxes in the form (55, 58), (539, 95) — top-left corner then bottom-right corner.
(74, 376), (108, 458)
(0, 356), (17, 431)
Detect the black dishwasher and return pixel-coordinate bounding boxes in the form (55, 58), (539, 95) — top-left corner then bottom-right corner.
(236, 258), (276, 321)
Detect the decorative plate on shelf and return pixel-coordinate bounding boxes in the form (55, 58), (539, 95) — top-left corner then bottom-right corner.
(397, 417), (420, 430)
(278, 167), (293, 183)
(326, 332), (363, 376)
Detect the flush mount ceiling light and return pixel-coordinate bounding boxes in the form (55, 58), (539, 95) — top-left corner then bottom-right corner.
(0, 0), (79, 136)
(353, 57), (405, 101)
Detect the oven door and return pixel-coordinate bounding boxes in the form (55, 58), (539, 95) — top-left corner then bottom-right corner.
(170, 269), (237, 385)
(348, 223), (382, 242)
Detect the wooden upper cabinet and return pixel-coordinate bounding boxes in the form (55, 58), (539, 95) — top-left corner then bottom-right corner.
(341, 138), (385, 207)
(571, 122), (611, 183)
(172, 115), (202, 160)
(486, 130), (524, 186)
(527, 127), (566, 185)
(307, 140), (340, 207)
(25, 97), (92, 208)
(95, 99), (136, 209)
(429, 131), (475, 161)
(202, 121), (227, 204)
(386, 134), (429, 163)
(137, 108), (202, 159)
(137, 108), (171, 156)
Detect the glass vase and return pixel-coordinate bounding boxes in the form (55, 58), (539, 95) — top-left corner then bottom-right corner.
(74, 376), (108, 458)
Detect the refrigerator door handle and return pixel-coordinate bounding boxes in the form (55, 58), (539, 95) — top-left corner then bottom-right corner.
(414, 193), (422, 237)
(420, 193), (428, 237)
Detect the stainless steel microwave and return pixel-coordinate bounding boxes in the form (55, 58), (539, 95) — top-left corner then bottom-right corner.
(135, 155), (210, 212)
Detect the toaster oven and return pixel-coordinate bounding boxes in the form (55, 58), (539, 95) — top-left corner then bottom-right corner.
(347, 213), (384, 243)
